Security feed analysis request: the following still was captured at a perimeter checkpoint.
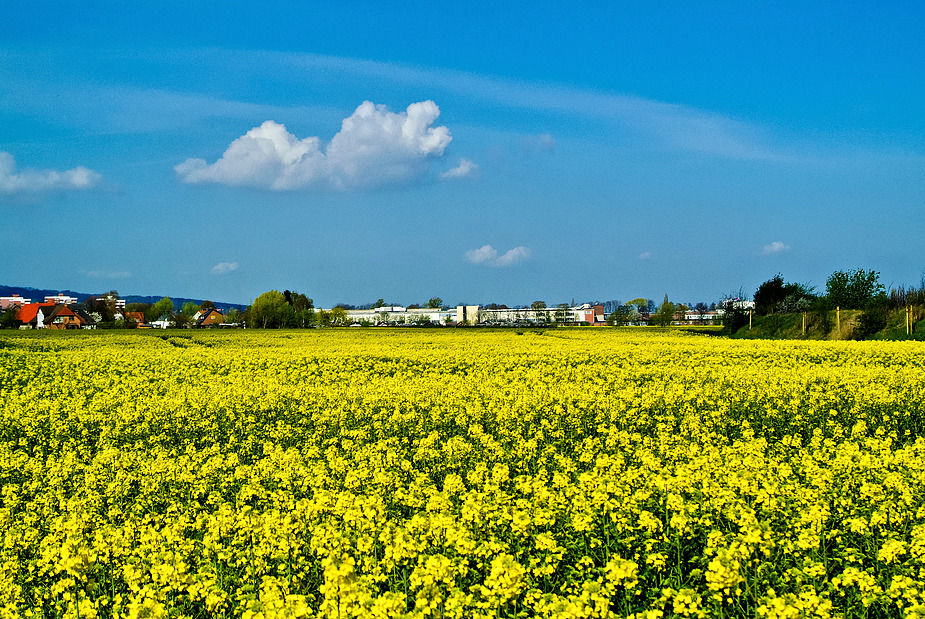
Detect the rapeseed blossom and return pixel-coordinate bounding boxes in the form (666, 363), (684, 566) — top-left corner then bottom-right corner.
(1, 328), (924, 617)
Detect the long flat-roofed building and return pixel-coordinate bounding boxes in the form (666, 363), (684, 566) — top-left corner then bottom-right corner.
(44, 294), (79, 305)
(1, 295), (32, 309)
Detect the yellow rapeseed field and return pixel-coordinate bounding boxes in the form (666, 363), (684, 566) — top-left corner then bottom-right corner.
(1, 328), (924, 618)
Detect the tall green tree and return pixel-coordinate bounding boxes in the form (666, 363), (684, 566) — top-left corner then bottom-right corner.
(607, 304), (639, 326)
(181, 302), (199, 317)
(85, 296), (115, 323)
(693, 302), (709, 324)
(826, 269), (884, 309)
(247, 290), (286, 328)
(651, 295), (675, 327)
(148, 297), (174, 322)
(753, 275), (788, 315)
(853, 293), (890, 339)
(720, 291), (750, 334)
(170, 312), (191, 329)
(293, 293), (315, 327)
(126, 303), (153, 325)
(224, 308), (242, 325)
(330, 306), (349, 326)
(292, 293), (313, 311)
(0, 307), (19, 329)
(754, 274), (814, 315)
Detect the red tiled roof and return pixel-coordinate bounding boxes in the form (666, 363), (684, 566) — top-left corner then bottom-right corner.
(15, 303), (55, 323)
(48, 305), (76, 318)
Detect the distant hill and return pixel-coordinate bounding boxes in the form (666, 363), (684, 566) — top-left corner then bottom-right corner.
(0, 285), (247, 312)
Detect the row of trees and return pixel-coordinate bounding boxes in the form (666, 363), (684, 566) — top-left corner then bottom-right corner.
(737, 268), (925, 338)
(245, 290), (317, 328)
(606, 297), (716, 326)
(96, 292), (242, 328)
(6, 270), (915, 335)
(242, 292), (457, 328)
(752, 269), (885, 317)
(0, 289), (238, 329)
(334, 297), (444, 311)
(597, 267), (904, 335)
(243, 291), (406, 328)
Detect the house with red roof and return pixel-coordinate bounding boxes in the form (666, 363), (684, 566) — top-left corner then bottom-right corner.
(194, 308), (224, 328)
(124, 312), (147, 327)
(16, 303), (88, 329)
(15, 303), (53, 328)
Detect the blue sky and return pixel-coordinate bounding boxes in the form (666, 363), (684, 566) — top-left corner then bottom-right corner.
(2, 2), (923, 307)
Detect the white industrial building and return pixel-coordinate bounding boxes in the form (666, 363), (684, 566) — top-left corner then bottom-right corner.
(43, 294), (79, 305)
(340, 303), (606, 326)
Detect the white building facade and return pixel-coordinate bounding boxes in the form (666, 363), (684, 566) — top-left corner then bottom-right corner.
(44, 294), (79, 305)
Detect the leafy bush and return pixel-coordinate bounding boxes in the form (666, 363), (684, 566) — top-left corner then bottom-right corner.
(720, 299), (750, 334)
(754, 274), (814, 315)
(852, 295), (890, 339)
(826, 268), (884, 309)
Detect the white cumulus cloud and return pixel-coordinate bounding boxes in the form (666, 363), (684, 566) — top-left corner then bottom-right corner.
(211, 261), (239, 275)
(440, 158), (477, 179)
(763, 241), (790, 255)
(465, 245), (531, 267)
(176, 100), (452, 191)
(495, 246), (531, 266)
(465, 245), (497, 265)
(0, 152), (101, 197)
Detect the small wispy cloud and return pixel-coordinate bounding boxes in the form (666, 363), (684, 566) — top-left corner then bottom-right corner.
(211, 261), (239, 275)
(269, 52), (787, 161)
(763, 241), (790, 255)
(81, 269), (131, 279)
(7, 48), (907, 167)
(0, 152), (101, 197)
(465, 245), (531, 267)
(519, 133), (556, 153)
(7, 48), (890, 168)
(638, 252), (652, 260)
(440, 158), (478, 179)
(177, 100), (452, 191)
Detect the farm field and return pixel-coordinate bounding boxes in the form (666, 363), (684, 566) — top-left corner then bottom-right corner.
(1, 328), (924, 618)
